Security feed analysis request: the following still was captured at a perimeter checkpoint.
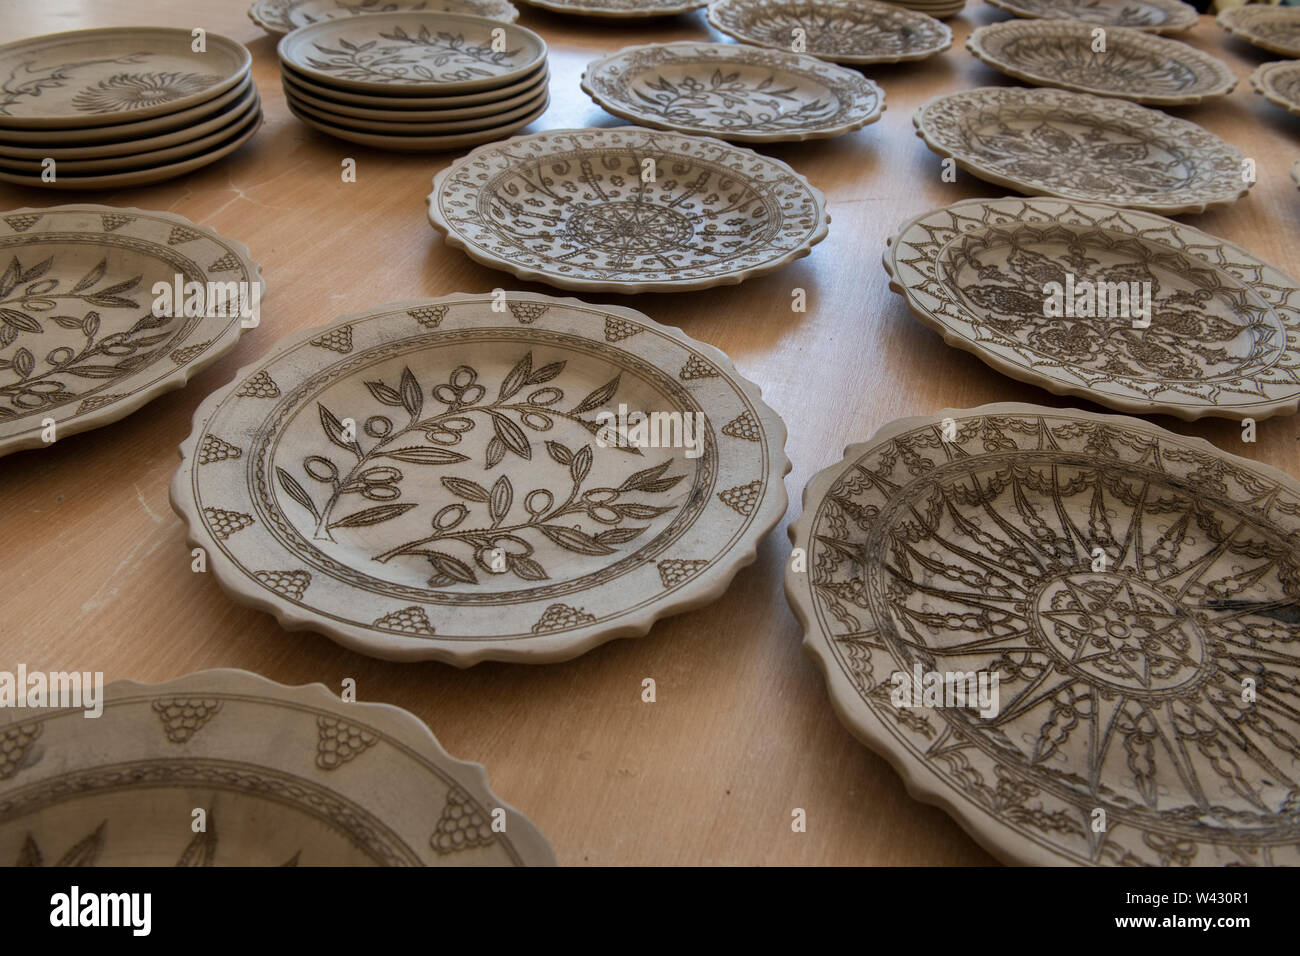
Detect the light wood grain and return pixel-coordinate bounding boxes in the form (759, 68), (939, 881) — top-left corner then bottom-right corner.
(2, 1), (1298, 866)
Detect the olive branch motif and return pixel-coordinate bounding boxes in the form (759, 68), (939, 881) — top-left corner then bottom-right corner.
(276, 351), (685, 586)
(632, 70), (834, 132)
(305, 26), (522, 85)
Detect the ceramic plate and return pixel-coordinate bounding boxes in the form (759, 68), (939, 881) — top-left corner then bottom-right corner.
(580, 42), (885, 143)
(707, 0), (953, 65)
(967, 20), (1236, 106)
(250, 0), (305, 36)
(0, 205), (262, 457)
(1218, 5), (1300, 58)
(281, 61), (546, 107)
(914, 87), (1249, 215)
(884, 197), (1300, 420)
(986, 0), (1197, 33)
(516, 0), (706, 16)
(287, 0), (520, 29)
(1251, 60), (1300, 116)
(428, 127), (829, 293)
(288, 95), (545, 150)
(787, 402), (1300, 867)
(282, 67), (546, 120)
(278, 12), (547, 95)
(0, 113), (262, 190)
(171, 292), (789, 665)
(0, 669), (554, 866)
(0, 27), (251, 128)
(287, 86), (544, 132)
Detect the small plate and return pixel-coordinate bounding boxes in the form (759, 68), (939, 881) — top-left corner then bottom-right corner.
(0, 112), (262, 190)
(282, 67), (545, 121)
(278, 12), (547, 95)
(516, 0), (706, 16)
(581, 41), (885, 143)
(914, 87), (1249, 215)
(1218, 5), (1300, 59)
(171, 293), (789, 665)
(0, 27), (251, 128)
(967, 19), (1236, 106)
(1251, 61), (1300, 117)
(0, 205), (262, 457)
(428, 126), (829, 293)
(287, 0), (520, 29)
(788, 402), (1300, 867)
(281, 61), (546, 107)
(986, 0), (1197, 34)
(0, 669), (554, 866)
(287, 86), (545, 132)
(288, 95), (545, 150)
(884, 197), (1300, 421)
(249, 0), (305, 36)
(707, 0), (952, 65)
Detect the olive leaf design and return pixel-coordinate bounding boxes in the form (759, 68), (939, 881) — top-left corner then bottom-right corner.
(633, 70), (834, 132)
(277, 351), (684, 585)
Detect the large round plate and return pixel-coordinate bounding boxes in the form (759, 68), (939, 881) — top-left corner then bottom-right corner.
(580, 41), (885, 143)
(986, 0), (1197, 34)
(0, 27), (251, 128)
(967, 19), (1236, 106)
(287, 0), (520, 29)
(0, 669), (554, 866)
(787, 402), (1300, 867)
(1218, 5), (1300, 58)
(914, 87), (1249, 215)
(884, 197), (1300, 421)
(171, 293), (788, 665)
(1251, 60), (1300, 117)
(281, 61), (547, 107)
(288, 95), (545, 150)
(287, 86), (544, 132)
(428, 126), (829, 293)
(0, 205), (263, 457)
(282, 67), (546, 121)
(707, 0), (952, 65)
(277, 12), (546, 95)
(516, 0), (706, 16)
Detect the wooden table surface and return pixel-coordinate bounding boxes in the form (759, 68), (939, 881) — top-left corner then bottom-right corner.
(2, 1), (1298, 866)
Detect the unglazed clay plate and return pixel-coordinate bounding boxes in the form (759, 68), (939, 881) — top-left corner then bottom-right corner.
(1251, 60), (1300, 117)
(282, 67), (546, 121)
(967, 19), (1236, 105)
(0, 669), (554, 866)
(288, 95), (545, 150)
(707, 0), (953, 65)
(580, 42), (885, 143)
(171, 293), (789, 665)
(281, 61), (547, 107)
(1218, 5), (1300, 58)
(986, 0), (1197, 33)
(0, 205), (262, 457)
(277, 12), (547, 94)
(287, 0), (521, 29)
(884, 197), (1300, 420)
(787, 403), (1300, 866)
(0, 27), (252, 128)
(287, 86), (544, 132)
(250, 0), (305, 36)
(516, 0), (706, 17)
(428, 127), (829, 293)
(914, 87), (1249, 215)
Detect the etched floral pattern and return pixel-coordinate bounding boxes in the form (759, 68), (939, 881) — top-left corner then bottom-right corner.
(69, 71), (221, 113)
(792, 407), (1300, 865)
(1251, 60), (1300, 117)
(287, 0), (519, 30)
(986, 0), (1197, 32)
(1218, 5), (1300, 58)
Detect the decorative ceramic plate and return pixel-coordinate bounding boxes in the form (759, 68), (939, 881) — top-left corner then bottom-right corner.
(1218, 5), (1300, 58)
(986, 0), (1197, 34)
(282, 67), (546, 121)
(967, 20), (1237, 106)
(0, 205), (262, 457)
(0, 114), (262, 190)
(884, 197), (1300, 420)
(288, 95), (545, 150)
(1251, 60), (1300, 116)
(250, 0), (305, 36)
(428, 127), (829, 293)
(914, 87), (1249, 215)
(0, 27), (251, 128)
(281, 61), (547, 107)
(171, 293), (788, 665)
(288, 86), (544, 132)
(580, 42), (885, 143)
(787, 403), (1300, 867)
(287, 0), (520, 29)
(707, 0), (953, 65)
(0, 669), (555, 866)
(277, 12), (547, 95)
(516, 0), (706, 17)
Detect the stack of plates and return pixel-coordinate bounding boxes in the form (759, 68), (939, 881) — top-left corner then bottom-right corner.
(0, 27), (259, 190)
(278, 12), (549, 152)
(883, 0), (964, 19)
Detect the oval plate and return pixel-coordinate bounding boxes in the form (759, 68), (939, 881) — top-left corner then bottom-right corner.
(171, 292), (789, 665)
